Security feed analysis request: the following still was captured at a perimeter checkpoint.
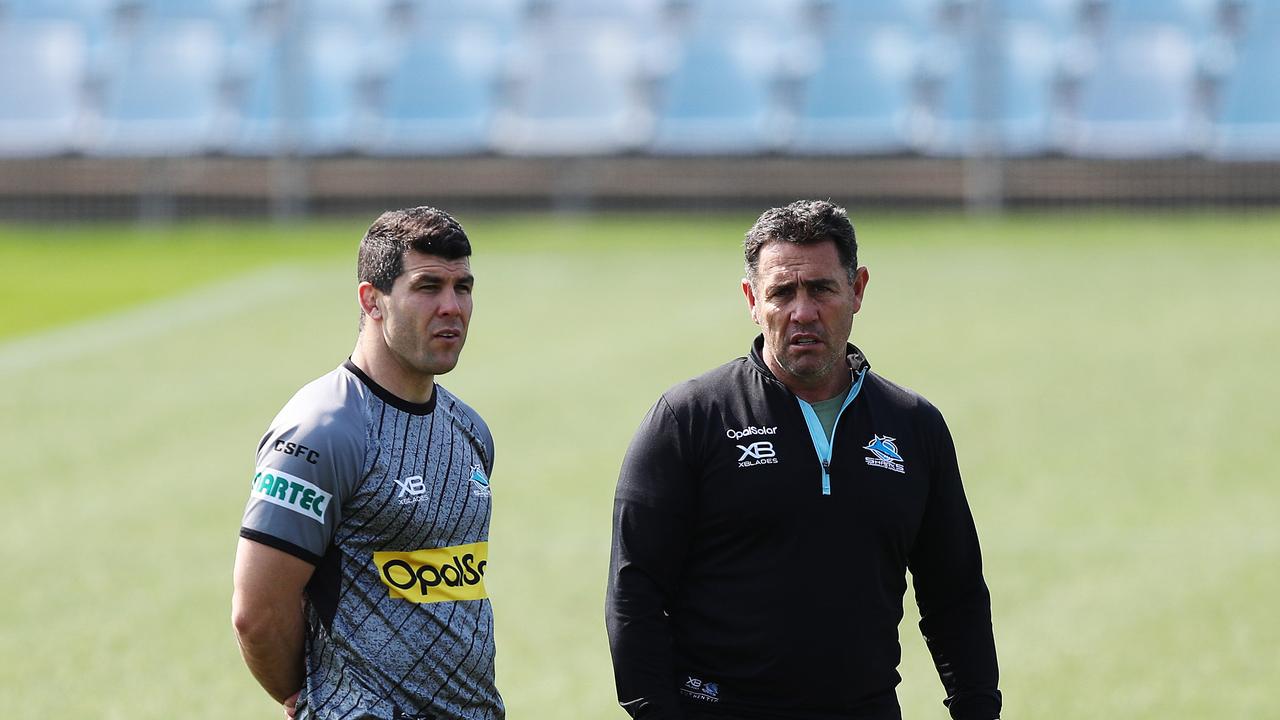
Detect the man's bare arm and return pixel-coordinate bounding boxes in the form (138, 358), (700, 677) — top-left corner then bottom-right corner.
(232, 538), (316, 704)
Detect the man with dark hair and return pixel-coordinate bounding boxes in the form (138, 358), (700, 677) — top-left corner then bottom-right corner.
(233, 206), (504, 720)
(607, 200), (1001, 720)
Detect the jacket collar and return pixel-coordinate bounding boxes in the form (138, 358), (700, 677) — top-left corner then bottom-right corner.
(747, 334), (871, 389)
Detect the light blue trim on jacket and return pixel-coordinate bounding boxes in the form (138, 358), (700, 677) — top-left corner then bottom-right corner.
(796, 368), (867, 495)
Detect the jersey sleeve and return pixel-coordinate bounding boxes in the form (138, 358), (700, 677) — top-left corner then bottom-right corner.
(908, 403), (1001, 720)
(607, 395), (697, 720)
(240, 392), (366, 565)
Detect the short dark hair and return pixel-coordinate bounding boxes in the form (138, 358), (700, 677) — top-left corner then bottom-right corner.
(358, 206), (471, 293)
(744, 200), (857, 285)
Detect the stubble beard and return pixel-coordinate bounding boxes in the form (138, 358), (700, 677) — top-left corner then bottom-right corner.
(387, 330), (465, 379)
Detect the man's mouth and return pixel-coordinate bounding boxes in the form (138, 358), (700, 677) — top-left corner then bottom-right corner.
(790, 333), (822, 347)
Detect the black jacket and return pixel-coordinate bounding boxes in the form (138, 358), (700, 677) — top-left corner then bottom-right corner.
(606, 337), (1000, 720)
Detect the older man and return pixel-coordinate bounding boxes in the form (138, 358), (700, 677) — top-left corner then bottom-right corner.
(607, 200), (1000, 720)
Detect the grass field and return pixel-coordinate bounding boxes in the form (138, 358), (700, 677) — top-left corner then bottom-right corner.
(1, 211), (1278, 719)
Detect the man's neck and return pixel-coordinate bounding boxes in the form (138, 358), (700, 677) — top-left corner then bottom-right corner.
(350, 338), (435, 405)
(764, 352), (852, 404)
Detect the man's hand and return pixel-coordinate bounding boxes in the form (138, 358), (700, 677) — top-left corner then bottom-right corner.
(284, 690), (300, 719)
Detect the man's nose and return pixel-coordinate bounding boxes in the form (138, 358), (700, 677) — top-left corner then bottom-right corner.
(791, 290), (819, 324)
(437, 288), (462, 316)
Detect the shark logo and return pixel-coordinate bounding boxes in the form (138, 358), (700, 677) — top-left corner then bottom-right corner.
(469, 464), (491, 497)
(863, 435), (905, 473)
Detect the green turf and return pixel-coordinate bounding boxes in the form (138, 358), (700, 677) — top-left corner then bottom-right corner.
(1, 211), (1277, 719)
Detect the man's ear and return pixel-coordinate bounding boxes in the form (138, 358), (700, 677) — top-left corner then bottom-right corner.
(851, 266), (870, 315)
(742, 278), (760, 326)
(358, 282), (382, 320)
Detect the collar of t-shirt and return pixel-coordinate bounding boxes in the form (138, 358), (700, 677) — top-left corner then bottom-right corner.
(809, 385), (851, 442)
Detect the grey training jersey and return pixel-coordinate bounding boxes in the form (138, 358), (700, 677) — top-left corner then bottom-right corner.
(241, 360), (503, 720)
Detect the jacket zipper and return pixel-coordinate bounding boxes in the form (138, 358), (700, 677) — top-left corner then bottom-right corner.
(796, 369), (867, 496)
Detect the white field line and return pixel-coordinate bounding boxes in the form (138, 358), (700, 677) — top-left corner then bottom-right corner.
(0, 265), (312, 375)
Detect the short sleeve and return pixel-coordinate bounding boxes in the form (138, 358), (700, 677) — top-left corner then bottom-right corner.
(240, 385), (366, 564)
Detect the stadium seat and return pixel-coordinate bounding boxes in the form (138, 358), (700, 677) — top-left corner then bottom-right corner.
(306, 0), (393, 35)
(1212, 8), (1280, 158)
(491, 21), (650, 155)
(1, 0), (120, 28)
(401, 0), (529, 41)
(682, 0), (811, 34)
(1100, 0), (1222, 37)
(1001, 0), (1086, 36)
(1065, 23), (1204, 156)
(136, 0), (251, 21)
(0, 21), (87, 156)
(925, 20), (1063, 156)
(812, 0), (935, 26)
(649, 26), (787, 154)
(540, 0), (667, 23)
(790, 25), (922, 155)
(2, 0), (136, 54)
(1237, 0), (1280, 27)
(229, 24), (376, 155)
(89, 20), (228, 155)
(366, 26), (500, 155)
(811, 0), (936, 38)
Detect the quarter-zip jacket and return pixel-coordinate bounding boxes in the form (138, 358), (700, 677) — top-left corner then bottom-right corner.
(606, 337), (1000, 720)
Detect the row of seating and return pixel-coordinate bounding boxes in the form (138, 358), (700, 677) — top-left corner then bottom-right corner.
(1, 1), (1277, 158)
(0, 0), (1267, 42)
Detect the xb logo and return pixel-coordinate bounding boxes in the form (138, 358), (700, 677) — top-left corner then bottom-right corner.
(394, 475), (427, 497)
(736, 441), (775, 461)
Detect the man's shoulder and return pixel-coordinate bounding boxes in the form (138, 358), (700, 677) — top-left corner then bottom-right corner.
(657, 355), (755, 411)
(436, 385), (490, 435)
(269, 364), (370, 438)
(435, 385), (495, 465)
(862, 370), (945, 423)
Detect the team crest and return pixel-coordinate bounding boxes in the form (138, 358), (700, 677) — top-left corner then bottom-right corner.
(469, 464), (491, 497)
(863, 435), (906, 474)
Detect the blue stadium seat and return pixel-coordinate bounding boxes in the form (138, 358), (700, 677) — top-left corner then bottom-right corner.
(649, 26), (784, 154)
(306, 0), (393, 35)
(1065, 23), (1204, 156)
(683, 0), (810, 34)
(542, 0), (667, 23)
(812, 0), (936, 39)
(2, 0), (133, 50)
(403, 0), (528, 41)
(1212, 8), (1280, 158)
(790, 25), (922, 154)
(0, 21), (87, 156)
(366, 26), (499, 155)
(2, 0), (119, 26)
(925, 20), (1063, 155)
(1002, 0), (1086, 36)
(1102, 0), (1222, 37)
(492, 21), (649, 155)
(90, 21), (228, 155)
(137, 0), (251, 21)
(230, 24), (376, 155)
(1236, 0), (1280, 27)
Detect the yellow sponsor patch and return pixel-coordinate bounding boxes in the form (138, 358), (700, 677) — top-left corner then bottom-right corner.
(374, 542), (488, 604)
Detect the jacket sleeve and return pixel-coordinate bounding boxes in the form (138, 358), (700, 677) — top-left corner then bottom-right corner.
(908, 405), (1001, 720)
(606, 396), (696, 720)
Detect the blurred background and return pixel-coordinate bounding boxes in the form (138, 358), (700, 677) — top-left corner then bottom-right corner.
(1, 0), (1278, 217)
(1, 1), (1278, 719)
